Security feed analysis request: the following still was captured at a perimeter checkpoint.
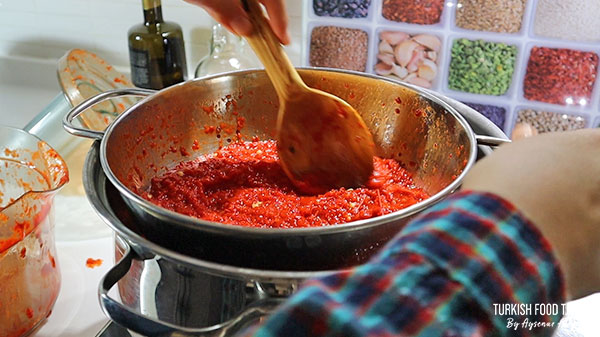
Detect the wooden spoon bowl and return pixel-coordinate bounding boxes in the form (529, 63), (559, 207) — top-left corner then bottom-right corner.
(242, 0), (375, 194)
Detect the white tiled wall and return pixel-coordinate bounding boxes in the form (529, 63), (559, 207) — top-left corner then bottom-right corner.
(0, 0), (304, 72)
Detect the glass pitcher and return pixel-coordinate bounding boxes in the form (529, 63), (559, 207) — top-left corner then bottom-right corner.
(0, 126), (68, 337)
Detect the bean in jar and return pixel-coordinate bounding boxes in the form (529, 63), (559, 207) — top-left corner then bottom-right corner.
(515, 109), (587, 135)
(448, 39), (517, 96)
(309, 26), (369, 72)
(313, 0), (371, 18)
(462, 102), (506, 130)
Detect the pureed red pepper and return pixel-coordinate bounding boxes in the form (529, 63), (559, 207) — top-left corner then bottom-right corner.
(145, 140), (429, 229)
(524, 47), (598, 106)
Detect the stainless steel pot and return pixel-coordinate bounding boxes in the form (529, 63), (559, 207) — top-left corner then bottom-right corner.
(83, 91), (506, 336)
(66, 68), (508, 271)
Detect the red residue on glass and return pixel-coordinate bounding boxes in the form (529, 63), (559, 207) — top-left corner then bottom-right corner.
(0, 221), (27, 253)
(48, 252), (56, 268)
(192, 140), (201, 150)
(236, 117), (246, 131)
(219, 122), (236, 135)
(26, 308), (33, 319)
(335, 103), (348, 118)
(204, 125), (216, 134)
(20, 247), (26, 258)
(180, 147), (190, 157)
(86, 258), (103, 269)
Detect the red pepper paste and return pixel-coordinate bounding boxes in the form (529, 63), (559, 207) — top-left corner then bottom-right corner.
(145, 140), (429, 229)
(86, 258), (103, 268)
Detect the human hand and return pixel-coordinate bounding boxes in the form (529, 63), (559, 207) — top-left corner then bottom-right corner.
(184, 0), (290, 45)
(462, 129), (600, 300)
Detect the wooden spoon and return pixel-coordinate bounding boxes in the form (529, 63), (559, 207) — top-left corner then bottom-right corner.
(242, 0), (375, 194)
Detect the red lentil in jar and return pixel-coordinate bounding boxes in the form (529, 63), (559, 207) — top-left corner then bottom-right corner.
(523, 47), (599, 106)
(382, 0), (445, 25)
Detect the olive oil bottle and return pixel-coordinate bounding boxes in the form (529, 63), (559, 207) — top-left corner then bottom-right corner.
(128, 0), (187, 89)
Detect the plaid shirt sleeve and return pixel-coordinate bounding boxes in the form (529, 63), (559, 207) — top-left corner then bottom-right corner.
(239, 191), (566, 337)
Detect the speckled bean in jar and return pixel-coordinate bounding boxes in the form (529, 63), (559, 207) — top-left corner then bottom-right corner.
(309, 26), (369, 72)
(516, 109), (587, 135)
(455, 0), (527, 34)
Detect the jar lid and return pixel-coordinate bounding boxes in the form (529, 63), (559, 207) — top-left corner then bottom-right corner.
(57, 49), (138, 131)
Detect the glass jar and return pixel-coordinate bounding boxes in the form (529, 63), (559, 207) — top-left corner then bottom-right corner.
(194, 20), (259, 78)
(0, 127), (68, 337)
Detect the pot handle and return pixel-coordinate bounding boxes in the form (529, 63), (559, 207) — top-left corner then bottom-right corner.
(476, 135), (512, 147)
(100, 242), (284, 337)
(63, 88), (155, 140)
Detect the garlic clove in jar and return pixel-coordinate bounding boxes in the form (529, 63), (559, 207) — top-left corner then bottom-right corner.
(413, 34), (441, 52)
(381, 31), (409, 45)
(403, 73), (417, 82)
(375, 62), (394, 76)
(426, 51), (438, 62)
(407, 76), (432, 89)
(379, 40), (394, 54)
(391, 64), (408, 79)
(417, 59), (437, 81)
(394, 40), (419, 67)
(377, 52), (396, 66)
(406, 47), (425, 73)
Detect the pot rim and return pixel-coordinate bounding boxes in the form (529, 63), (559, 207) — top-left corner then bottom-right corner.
(98, 67), (478, 237)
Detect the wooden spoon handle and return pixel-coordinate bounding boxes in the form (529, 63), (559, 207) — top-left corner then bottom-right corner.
(242, 0), (305, 100)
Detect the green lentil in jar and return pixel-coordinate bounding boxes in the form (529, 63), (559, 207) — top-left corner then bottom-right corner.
(448, 39), (517, 96)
